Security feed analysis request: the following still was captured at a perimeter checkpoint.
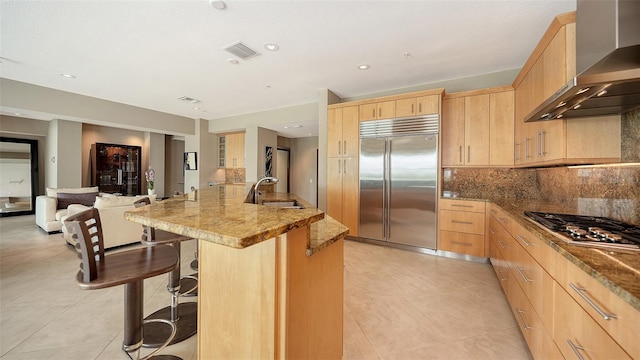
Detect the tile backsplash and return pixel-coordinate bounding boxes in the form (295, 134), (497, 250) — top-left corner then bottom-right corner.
(224, 168), (246, 184)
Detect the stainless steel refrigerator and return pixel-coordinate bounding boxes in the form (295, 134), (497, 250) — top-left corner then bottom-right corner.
(359, 115), (438, 249)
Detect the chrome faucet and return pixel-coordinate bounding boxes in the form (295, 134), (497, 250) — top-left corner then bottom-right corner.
(253, 176), (279, 204)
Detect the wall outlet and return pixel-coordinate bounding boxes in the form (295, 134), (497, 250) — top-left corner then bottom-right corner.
(208, 181), (217, 187)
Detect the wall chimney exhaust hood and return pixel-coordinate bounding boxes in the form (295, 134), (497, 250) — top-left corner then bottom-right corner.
(526, 0), (640, 122)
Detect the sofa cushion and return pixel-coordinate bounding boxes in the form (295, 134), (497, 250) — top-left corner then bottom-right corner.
(46, 186), (99, 197)
(55, 209), (68, 221)
(56, 192), (98, 210)
(94, 194), (156, 209)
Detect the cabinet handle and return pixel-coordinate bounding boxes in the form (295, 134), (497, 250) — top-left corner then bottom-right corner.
(411, 104), (414, 114)
(451, 220), (473, 225)
(537, 130), (542, 156)
(516, 234), (533, 247)
(459, 146), (463, 163)
(451, 241), (472, 247)
(338, 141), (342, 155)
(516, 266), (533, 282)
(525, 138), (531, 158)
(541, 130), (547, 155)
(451, 204), (473, 208)
(418, 103), (422, 113)
(467, 145), (471, 163)
(378, 108), (382, 117)
(515, 308), (533, 330)
(344, 159), (347, 174)
(497, 239), (508, 249)
(372, 109), (376, 118)
(496, 268), (508, 281)
(343, 140), (347, 155)
(567, 340), (586, 360)
(569, 283), (617, 320)
(338, 159), (341, 174)
(489, 226), (496, 234)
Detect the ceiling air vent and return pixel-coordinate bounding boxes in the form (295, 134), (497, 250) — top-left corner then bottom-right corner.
(177, 96), (200, 104)
(223, 41), (261, 60)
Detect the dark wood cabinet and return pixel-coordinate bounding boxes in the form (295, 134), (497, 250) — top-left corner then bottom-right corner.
(91, 143), (141, 195)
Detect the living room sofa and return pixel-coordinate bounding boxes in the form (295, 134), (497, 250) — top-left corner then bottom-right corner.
(35, 187), (100, 233)
(62, 194), (157, 249)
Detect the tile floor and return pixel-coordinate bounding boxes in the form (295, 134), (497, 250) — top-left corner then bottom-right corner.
(0, 215), (532, 359)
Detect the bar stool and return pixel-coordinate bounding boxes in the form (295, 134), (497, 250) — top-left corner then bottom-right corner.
(67, 208), (181, 360)
(133, 198), (198, 348)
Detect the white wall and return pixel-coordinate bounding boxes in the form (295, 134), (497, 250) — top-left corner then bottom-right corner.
(49, 119), (82, 188)
(184, 118), (219, 191)
(256, 127), (278, 182)
(290, 136), (319, 206)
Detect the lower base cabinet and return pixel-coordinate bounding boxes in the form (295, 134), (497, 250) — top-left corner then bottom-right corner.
(489, 204), (637, 359)
(554, 283), (631, 360)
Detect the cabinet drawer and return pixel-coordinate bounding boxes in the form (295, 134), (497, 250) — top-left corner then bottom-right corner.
(508, 220), (559, 277)
(439, 210), (485, 235)
(554, 283), (631, 360)
(439, 230), (484, 257)
(510, 239), (555, 333)
(509, 279), (563, 360)
(488, 216), (518, 262)
(556, 258), (640, 358)
(439, 199), (486, 213)
(489, 238), (512, 297)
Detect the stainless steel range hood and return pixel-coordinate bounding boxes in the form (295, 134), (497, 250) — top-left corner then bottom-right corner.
(525, 0), (640, 122)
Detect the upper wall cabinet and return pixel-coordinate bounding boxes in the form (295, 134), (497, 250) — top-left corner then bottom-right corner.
(224, 132), (245, 168)
(442, 87), (514, 167)
(359, 101), (395, 121)
(395, 95), (440, 118)
(513, 12), (620, 167)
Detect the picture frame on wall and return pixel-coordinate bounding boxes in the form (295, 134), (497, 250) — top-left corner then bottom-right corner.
(265, 146), (273, 177)
(184, 152), (198, 170)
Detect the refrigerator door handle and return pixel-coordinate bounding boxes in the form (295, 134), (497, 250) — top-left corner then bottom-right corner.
(385, 139), (392, 239)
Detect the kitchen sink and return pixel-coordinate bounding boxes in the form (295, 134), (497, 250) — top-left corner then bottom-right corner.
(261, 201), (305, 209)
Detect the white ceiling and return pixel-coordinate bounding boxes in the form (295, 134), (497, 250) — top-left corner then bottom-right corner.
(0, 0), (576, 138)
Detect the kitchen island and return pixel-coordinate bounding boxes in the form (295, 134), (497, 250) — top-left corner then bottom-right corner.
(125, 185), (348, 359)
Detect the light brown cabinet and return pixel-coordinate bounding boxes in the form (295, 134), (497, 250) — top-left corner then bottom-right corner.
(395, 95), (440, 117)
(442, 87), (513, 167)
(438, 199), (485, 257)
(359, 100), (395, 121)
(513, 13), (620, 167)
(489, 203), (639, 359)
(224, 132), (245, 168)
(327, 106), (359, 236)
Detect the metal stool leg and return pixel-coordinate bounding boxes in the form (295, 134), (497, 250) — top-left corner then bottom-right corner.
(123, 281), (180, 360)
(142, 243), (197, 348)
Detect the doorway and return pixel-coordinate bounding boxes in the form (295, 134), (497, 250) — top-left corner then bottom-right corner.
(276, 148), (290, 193)
(0, 137), (39, 216)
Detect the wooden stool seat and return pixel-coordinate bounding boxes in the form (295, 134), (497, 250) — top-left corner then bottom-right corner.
(75, 246), (177, 290)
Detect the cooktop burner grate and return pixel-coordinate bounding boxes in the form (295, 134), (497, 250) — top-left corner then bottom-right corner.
(524, 211), (640, 248)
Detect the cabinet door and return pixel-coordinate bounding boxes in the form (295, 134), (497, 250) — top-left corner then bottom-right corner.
(554, 284), (631, 360)
(439, 230), (484, 257)
(417, 95), (439, 115)
(395, 98), (417, 117)
(489, 91), (514, 166)
(225, 134), (236, 167)
(235, 133), (245, 167)
(464, 94), (490, 166)
(442, 97), (465, 166)
(359, 104), (377, 121)
(326, 158), (343, 221)
(342, 106), (360, 157)
(341, 157), (359, 236)
(327, 108), (343, 157)
(377, 101), (395, 119)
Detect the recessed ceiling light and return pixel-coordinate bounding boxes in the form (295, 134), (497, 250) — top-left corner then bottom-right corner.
(193, 107), (200, 110)
(209, 0), (226, 10)
(178, 96), (200, 104)
(284, 126), (289, 129)
(14, 112), (22, 116)
(358, 64), (370, 70)
(264, 43), (279, 51)
(292, 125), (302, 128)
(227, 58), (239, 64)
(60, 73), (76, 78)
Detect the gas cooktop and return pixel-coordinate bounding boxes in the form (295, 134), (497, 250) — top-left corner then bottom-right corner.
(524, 211), (640, 252)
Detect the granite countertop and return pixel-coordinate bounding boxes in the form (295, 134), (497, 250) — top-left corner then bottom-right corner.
(125, 185), (347, 256)
(443, 196), (640, 311)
